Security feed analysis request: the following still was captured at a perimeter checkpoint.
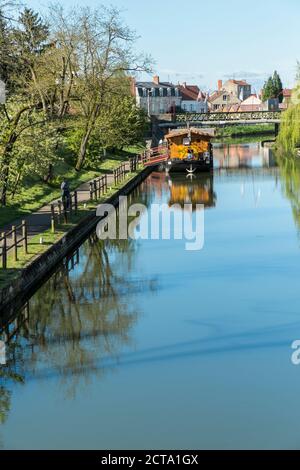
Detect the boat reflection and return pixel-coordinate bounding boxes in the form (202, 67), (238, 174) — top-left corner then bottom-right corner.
(145, 171), (216, 210)
(167, 174), (216, 209)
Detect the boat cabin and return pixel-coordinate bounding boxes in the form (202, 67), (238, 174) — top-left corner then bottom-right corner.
(165, 128), (215, 161)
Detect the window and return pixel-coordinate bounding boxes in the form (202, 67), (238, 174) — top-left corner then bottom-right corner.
(190, 104), (193, 112)
(167, 88), (171, 97)
(143, 88), (147, 97)
(159, 88), (163, 97)
(183, 103), (187, 111)
(223, 95), (227, 101)
(175, 88), (179, 97)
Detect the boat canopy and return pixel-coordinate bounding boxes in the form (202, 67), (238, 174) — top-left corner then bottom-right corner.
(165, 127), (214, 161)
(164, 128), (215, 140)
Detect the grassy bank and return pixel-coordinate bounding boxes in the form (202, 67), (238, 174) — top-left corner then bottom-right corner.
(0, 145), (145, 228)
(216, 124), (275, 138)
(0, 168), (142, 289)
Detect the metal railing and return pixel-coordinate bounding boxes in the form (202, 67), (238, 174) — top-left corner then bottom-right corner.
(0, 220), (28, 268)
(175, 110), (282, 123)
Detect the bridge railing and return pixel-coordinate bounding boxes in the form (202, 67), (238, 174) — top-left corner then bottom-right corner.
(175, 111), (282, 123)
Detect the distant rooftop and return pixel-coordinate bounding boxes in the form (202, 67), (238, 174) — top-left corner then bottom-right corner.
(227, 79), (250, 86)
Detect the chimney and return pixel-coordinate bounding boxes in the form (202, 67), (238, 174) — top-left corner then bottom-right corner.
(183, 82), (187, 88)
(129, 77), (136, 97)
(218, 80), (223, 91)
(153, 75), (160, 85)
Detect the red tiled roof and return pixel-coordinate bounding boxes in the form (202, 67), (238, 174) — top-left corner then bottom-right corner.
(283, 88), (292, 97)
(208, 90), (224, 102)
(240, 104), (261, 112)
(230, 104), (240, 112)
(179, 85), (200, 101)
(228, 79), (250, 86)
(186, 85), (200, 94)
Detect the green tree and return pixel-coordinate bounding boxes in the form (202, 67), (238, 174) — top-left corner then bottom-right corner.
(94, 94), (149, 152)
(52, 6), (151, 171)
(262, 71), (283, 102)
(0, 9), (54, 205)
(273, 70), (283, 103)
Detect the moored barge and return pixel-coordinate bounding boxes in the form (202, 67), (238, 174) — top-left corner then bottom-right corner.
(164, 128), (214, 173)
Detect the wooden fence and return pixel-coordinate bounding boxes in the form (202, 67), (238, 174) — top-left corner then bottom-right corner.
(89, 175), (108, 201)
(129, 155), (139, 172)
(139, 150), (151, 165)
(113, 163), (127, 185)
(50, 190), (78, 232)
(0, 220), (28, 269)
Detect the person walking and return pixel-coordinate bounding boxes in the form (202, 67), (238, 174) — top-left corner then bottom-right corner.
(61, 178), (71, 210)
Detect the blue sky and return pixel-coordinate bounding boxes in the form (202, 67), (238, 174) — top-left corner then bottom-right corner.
(25, 0), (300, 92)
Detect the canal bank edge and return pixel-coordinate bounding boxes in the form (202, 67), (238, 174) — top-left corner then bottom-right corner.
(0, 166), (153, 315)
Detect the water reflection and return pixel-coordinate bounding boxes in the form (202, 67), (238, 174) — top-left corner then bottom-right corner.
(144, 172), (216, 209)
(0, 238), (157, 421)
(3, 142), (300, 449)
(276, 151), (300, 233)
(214, 142), (276, 169)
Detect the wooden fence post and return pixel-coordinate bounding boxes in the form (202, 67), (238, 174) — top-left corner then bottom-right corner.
(50, 204), (55, 233)
(58, 200), (62, 224)
(93, 180), (97, 200)
(63, 198), (68, 224)
(22, 220), (28, 254)
(12, 225), (18, 261)
(1, 232), (7, 269)
(69, 194), (73, 217)
(74, 191), (78, 214)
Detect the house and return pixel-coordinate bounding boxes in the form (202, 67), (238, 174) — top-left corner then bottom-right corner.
(279, 88), (293, 110)
(222, 79), (252, 101)
(261, 98), (279, 111)
(0, 80), (6, 104)
(179, 83), (208, 113)
(131, 76), (181, 115)
(239, 94), (262, 112)
(208, 89), (241, 111)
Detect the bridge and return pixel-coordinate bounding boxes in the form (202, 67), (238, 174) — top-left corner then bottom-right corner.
(157, 110), (282, 131)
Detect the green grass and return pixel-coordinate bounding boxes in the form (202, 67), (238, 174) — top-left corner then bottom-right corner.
(0, 169), (141, 289)
(215, 124), (275, 138)
(0, 145), (144, 228)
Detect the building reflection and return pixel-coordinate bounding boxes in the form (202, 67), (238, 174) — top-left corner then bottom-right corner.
(213, 142), (276, 169)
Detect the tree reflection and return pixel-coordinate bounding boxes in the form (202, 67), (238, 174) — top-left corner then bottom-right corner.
(0, 234), (157, 410)
(276, 151), (300, 233)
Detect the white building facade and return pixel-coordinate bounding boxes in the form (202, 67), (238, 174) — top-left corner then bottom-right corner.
(133, 76), (182, 115)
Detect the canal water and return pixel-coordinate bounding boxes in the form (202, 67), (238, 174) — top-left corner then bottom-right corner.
(2, 141), (300, 450)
